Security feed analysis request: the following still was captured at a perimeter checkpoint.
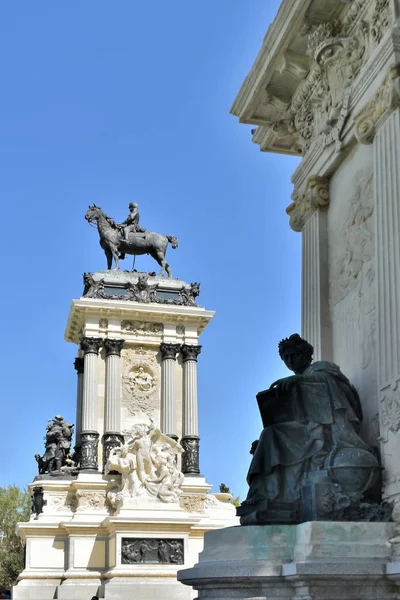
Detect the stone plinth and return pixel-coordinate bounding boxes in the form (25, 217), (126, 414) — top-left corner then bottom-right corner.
(178, 522), (397, 599)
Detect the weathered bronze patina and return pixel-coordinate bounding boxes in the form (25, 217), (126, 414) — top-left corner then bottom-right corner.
(238, 334), (389, 525)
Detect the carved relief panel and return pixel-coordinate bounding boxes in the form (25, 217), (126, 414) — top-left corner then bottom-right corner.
(121, 346), (160, 425)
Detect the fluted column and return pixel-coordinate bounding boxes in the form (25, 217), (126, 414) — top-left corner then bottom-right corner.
(373, 108), (400, 503)
(103, 338), (125, 469)
(160, 343), (180, 440)
(296, 177), (332, 362)
(181, 344), (202, 475)
(80, 337), (102, 471)
(73, 357), (84, 458)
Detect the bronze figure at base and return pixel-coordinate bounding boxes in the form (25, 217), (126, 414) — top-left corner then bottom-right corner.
(239, 334), (391, 525)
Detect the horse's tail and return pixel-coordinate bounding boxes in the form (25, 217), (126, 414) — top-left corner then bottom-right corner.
(167, 235), (179, 249)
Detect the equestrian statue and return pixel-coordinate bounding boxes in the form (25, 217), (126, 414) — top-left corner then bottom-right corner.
(85, 203), (179, 277)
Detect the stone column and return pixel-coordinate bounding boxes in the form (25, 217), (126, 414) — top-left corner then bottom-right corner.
(181, 344), (202, 475)
(73, 357), (84, 455)
(102, 338), (125, 469)
(354, 68), (400, 503)
(301, 209), (332, 361)
(288, 175), (332, 361)
(160, 343), (180, 439)
(80, 337), (102, 471)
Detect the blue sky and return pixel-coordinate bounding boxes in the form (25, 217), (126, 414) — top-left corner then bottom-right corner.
(0, 1), (300, 500)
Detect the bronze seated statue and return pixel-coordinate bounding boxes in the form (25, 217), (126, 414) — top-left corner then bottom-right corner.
(238, 334), (390, 525)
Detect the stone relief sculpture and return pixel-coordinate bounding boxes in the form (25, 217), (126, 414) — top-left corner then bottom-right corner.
(121, 320), (163, 336)
(122, 348), (159, 417)
(85, 203), (179, 276)
(105, 420), (184, 508)
(238, 334), (390, 525)
(35, 416), (78, 477)
(121, 538), (184, 565)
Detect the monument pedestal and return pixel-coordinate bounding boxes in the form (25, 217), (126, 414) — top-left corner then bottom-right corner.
(178, 522), (398, 599)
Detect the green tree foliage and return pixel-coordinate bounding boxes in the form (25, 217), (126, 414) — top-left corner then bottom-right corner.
(219, 483), (240, 508)
(0, 486), (30, 590)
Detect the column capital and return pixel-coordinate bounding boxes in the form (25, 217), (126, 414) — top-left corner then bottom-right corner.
(104, 338), (125, 357)
(354, 64), (400, 145)
(74, 357), (84, 374)
(286, 175), (329, 232)
(80, 337), (102, 355)
(160, 342), (180, 361)
(181, 344), (202, 362)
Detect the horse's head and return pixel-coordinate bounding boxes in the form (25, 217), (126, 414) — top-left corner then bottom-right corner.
(85, 204), (102, 223)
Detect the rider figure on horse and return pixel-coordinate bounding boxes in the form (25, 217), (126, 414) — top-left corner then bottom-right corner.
(120, 202), (146, 241)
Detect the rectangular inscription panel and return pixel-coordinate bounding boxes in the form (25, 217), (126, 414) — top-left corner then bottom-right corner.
(121, 537), (184, 565)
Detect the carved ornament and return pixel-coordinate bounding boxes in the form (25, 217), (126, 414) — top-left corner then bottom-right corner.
(160, 343), (180, 361)
(354, 65), (400, 144)
(286, 176), (329, 232)
(181, 344), (202, 363)
(80, 337), (102, 355)
(122, 348), (159, 417)
(104, 338), (125, 357)
(121, 320), (163, 336)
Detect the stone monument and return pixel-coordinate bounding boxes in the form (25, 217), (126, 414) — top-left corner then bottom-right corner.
(13, 203), (237, 600)
(178, 1), (400, 597)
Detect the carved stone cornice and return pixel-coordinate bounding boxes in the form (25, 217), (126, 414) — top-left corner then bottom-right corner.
(74, 357), (84, 374)
(160, 343), (180, 361)
(286, 176), (329, 232)
(354, 64), (400, 144)
(103, 338), (125, 357)
(181, 344), (202, 363)
(231, 0), (394, 159)
(80, 337), (102, 356)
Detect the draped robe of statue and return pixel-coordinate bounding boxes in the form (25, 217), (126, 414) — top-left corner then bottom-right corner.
(246, 361), (374, 505)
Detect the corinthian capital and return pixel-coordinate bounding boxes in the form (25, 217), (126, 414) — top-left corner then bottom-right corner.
(80, 337), (103, 355)
(181, 344), (202, 363)
(286, 175), (329, 232)
(103, 338), (125, 357)
(160, 343), (180, 361)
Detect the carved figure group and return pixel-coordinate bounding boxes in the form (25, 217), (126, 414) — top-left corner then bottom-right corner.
(85, 203), (179, 276)
(121, 537), (184, 565)
(105, 420), (184, 507)
(35, 416), (77, 476)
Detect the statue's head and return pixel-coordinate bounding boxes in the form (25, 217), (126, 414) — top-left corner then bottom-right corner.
(85, 204), (101, 222)
(278, 333), (313, 374)
(129, 202), (138, 210)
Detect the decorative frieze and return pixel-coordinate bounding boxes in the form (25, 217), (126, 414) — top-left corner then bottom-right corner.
(287, 176), (329, 232)
(82, 272), (200, 306)
(121, 320), (163, 336)
(181, 436), (200, 475)
(121, 538), (184, 564)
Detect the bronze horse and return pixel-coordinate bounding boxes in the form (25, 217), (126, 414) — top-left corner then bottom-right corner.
(85, 205), (178, 276)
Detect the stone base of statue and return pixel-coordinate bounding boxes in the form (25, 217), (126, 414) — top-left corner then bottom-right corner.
(13, 473), (238, 600)
(178, 522), (400, 599)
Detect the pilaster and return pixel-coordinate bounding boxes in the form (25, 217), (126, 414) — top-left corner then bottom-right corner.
(372, 107), (400, 501)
